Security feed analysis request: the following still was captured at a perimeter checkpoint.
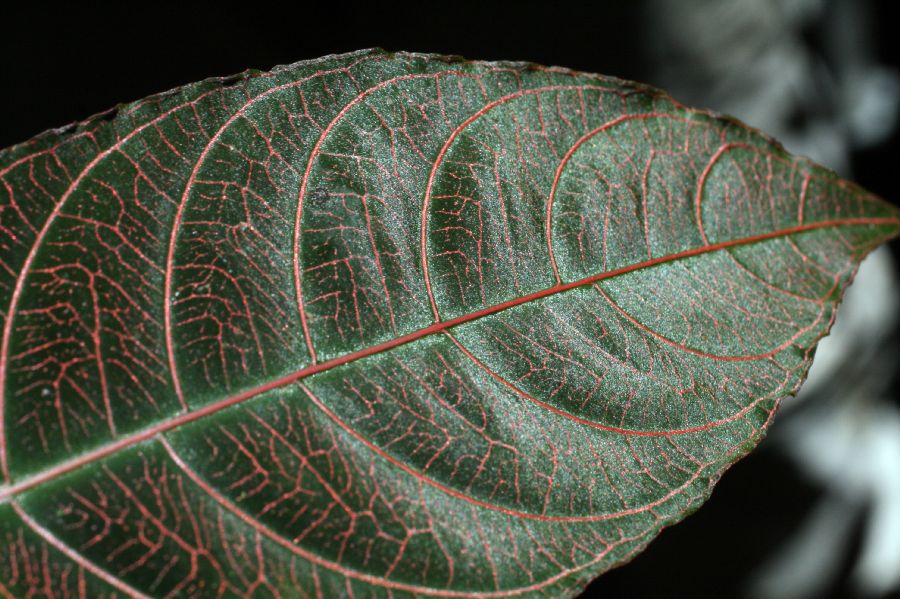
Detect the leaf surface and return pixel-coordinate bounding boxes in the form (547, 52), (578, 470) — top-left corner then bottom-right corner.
(0, 49), (897, 597)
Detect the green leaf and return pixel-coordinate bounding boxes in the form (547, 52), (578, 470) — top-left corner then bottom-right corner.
(0, 48), (897, 597)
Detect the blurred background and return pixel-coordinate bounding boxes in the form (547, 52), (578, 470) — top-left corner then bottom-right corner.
(3, 2), (898, 597)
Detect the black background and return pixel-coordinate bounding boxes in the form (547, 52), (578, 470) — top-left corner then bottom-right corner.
(2, 3), (898, 597)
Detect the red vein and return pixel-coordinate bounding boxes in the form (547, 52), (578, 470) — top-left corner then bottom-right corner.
(442, 331), (778, 435)
(159, 434), (641, 597)
(593, 284), (828, 362)
(798, 173), (811, 225)
(421, 84), (618, 321)
(0, 215), (896, 502)
(165, 59), (378, 403)
(10, 501), (152, 599)
(89, 278), (116, 437)
(0, 93), (224, 482)
(0, 54), (383, 485)
(0, 150), (55, 178)
(298, 383), (712, 521)
(296, 72), (469, 360)
(695, 143), (754, 245)
(545, 113), (669, 284)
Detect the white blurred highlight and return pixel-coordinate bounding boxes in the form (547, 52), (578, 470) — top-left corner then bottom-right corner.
(644, 0), (900, 596)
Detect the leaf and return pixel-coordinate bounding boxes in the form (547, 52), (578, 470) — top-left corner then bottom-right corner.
(0, 48), (897, 597)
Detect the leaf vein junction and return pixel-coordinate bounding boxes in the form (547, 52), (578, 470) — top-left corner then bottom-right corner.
(0, 216), (894, 503)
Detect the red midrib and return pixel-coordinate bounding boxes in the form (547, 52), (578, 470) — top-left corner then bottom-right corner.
(0, 215), (896, 501)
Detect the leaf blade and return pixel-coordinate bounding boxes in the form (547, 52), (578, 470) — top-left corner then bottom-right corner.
(1, 49), (898, 596)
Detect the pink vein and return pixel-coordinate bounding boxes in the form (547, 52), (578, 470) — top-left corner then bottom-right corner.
(299, 383), (712, 522)
(295, 71), (470, 361)
(695, 144), (746, 245)
(165, 58), (378, 404)
(11, 501), (152, 599)
(159, 434), (645, 597)
(0, 93), (224, 482)
(420, 84), (616, 320)
(593, 285), (828, 362)
(442, 331), (778, 435)
(798, 174), (811, 225)
(1, 215), (896, 503)
(545, 112), (673, 284)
